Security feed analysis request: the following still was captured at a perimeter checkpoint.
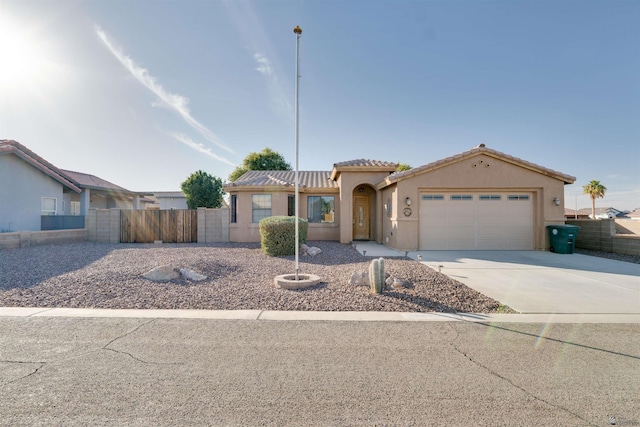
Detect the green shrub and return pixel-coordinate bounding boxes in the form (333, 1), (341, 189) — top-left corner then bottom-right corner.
(259, 216), (308, 256)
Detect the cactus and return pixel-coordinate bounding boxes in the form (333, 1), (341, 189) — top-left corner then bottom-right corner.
(369, 257), (385, 294)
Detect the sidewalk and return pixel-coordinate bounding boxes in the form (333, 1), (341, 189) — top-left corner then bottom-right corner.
(2, 307), (639, 323)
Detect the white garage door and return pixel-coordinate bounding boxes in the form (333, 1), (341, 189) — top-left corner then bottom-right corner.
(419, 193), (533, 250)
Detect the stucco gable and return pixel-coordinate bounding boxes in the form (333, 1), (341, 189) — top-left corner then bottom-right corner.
(0, 140), (81, 193)
(377, 145), (576, 189)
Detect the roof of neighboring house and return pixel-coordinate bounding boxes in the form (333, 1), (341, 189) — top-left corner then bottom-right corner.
(379, 145), (576, 188)
(225, 170), (338, 190)
(0, 140), (81, 193)
(625, 209), (640, 218)
(60, 169), (136, 195)
(577, 207), (624, 215)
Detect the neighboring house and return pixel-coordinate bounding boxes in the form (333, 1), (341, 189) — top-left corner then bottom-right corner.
(564, 208), (589, 220)
(0, 140), (82, 232)
(0, 140), (146, 232)
(225, 145), (576, 251)
(577, 207), (625, 219)
(143, 192), (229, 210)
(146, 191), (189, 210)
(61, 169), (144, 216)
(623, 208), (640, 220)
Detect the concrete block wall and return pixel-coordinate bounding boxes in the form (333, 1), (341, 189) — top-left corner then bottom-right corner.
(566, 219), (640, 256)
(197, 208), (230, 243)
(86, 209), (120, 243)
(612, 235), (640, 256)
(0, 229), (87, 250)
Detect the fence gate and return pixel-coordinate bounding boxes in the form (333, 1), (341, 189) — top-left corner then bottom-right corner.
(120, 210), (198, 243)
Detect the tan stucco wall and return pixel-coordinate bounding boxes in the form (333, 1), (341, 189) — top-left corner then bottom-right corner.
(336, 171), (394, 244)
(381, 153), (567, 250)
(229, 190), (340, 242)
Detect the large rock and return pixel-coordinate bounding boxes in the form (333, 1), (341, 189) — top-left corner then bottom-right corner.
(349, 270), (369, 286)
(300, 244), (323, 257)
(143, 265), (180, 282)
(180, 268), (207, 282)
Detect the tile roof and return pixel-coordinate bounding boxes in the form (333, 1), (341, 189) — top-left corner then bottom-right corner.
(61, 169), (133, 194)
(0, 140), (81, 193)
(380, 145), (576, 187)
(225, 170), (338, 190)
(333, 159), (398, 168)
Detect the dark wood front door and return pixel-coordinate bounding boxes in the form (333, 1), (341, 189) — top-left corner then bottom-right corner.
(353, 195), (370, 240)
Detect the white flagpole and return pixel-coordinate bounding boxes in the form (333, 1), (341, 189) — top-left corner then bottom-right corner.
(294, 25), (302, 280)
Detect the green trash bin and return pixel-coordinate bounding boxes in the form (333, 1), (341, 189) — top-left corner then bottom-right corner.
(547, 225), (580, 254)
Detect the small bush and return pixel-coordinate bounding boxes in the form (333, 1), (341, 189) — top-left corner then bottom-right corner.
(259, 216), (308, 256)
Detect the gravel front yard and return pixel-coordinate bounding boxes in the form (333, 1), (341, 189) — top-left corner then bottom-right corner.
(0, 241), (507, 313)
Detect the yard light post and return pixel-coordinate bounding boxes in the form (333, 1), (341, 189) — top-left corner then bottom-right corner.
(294, 25), (302, 281)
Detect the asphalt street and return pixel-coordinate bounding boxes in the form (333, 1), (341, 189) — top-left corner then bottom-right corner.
(1, 317), (638, 426)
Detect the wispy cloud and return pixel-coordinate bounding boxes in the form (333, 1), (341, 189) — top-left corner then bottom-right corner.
(94, 26), (235, 159)
(254, 52), (291, 115)
(170, 133), (235, 166)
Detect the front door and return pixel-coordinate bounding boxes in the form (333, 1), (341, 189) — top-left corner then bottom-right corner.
(353, 195), (370, 240)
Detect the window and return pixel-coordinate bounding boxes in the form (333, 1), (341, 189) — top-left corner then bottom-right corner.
(41, 197), (57, 215)
(421, 195), (444, 201)
(252, 194), (271, 223)
(307, 196), (335, 223)
(230, 195), (237, 223)
(508, 195), (530, 201)
(70, 201), (81, 215)
(288, 195), (295, 217)
(479, 195), (501, 201)
(450, 195), (473, 201)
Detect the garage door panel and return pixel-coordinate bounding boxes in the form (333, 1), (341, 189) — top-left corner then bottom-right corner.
(419, 192), (533, 250)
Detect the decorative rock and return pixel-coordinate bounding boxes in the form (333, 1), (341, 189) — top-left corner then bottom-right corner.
(349, 270), (369, 286)
(300, 244), (322, 257)
(385, 276), (395, 290)
(180, 268), (207, 282)
(143, 265), (180, 282)
(393, 277), (412, 288)
(306, 246), (322, 257)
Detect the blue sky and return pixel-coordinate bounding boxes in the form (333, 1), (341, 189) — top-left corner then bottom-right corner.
(1, 0), (638, 210)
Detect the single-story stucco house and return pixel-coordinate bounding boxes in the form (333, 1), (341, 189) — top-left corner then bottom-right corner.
(0, 140), (146, 232)
(224, 145), (576, 251)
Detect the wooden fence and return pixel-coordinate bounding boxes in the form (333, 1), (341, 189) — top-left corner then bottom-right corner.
(120, 210), (197, 243)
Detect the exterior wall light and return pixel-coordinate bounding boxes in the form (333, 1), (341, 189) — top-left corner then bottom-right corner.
(405, 197), (412, 206)
(553, 197), (560, 206)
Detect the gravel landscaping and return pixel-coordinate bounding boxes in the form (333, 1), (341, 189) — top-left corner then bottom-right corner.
(0, 241), (507, 313)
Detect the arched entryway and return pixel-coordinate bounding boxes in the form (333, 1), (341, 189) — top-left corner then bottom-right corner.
(352, 184), (376, 241)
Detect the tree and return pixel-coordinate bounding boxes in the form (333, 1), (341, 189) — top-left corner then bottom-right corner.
(582, 180), (606, 219)
(228, 147), (292, 182)
(181, 170), (225, 209)
(396, 163), (412, 172)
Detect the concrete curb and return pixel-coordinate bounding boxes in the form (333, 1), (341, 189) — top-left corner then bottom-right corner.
(2, 307), (639, 323)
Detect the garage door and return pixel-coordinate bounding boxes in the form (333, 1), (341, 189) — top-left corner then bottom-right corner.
(419, 193), (533, 250)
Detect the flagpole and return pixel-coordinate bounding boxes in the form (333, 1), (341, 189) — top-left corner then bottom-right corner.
(294, 25), (302, 281)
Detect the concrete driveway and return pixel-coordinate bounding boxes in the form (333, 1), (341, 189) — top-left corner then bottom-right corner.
(411, 251), (640, 314)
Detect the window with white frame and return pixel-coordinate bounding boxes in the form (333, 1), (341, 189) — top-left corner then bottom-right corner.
(41, 197), (57, 215)
(307, 196), (335, 223)
(70, 201), (81, 215)
(252, 194), (271, 223)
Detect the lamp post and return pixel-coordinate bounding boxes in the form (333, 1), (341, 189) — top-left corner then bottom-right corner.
(293, 25), (302, 280)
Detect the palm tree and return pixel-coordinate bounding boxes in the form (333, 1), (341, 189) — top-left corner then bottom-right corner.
(582, 180), (607, 219)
